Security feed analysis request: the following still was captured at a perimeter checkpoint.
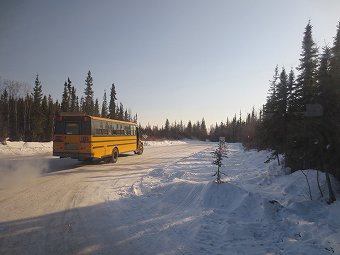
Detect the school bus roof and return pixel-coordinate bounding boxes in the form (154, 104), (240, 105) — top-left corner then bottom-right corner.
(58, 112), (137, 126)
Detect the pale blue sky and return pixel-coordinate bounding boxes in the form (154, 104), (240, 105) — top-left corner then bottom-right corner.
(1, 0), (339, 127)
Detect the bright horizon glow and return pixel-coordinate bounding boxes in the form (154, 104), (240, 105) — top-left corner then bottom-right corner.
(1, 0), (339, 127)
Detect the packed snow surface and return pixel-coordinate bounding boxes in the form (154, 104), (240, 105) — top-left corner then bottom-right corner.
(0, 142), (339, 255)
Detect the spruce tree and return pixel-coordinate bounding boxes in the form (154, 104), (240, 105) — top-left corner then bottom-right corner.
(75, 96), (80, 112)
(266, 66), (279, 114)
(276, 68), (288, 153)
(286, 21), (319, 170)
(287, 69), (296, 112)
(24, 93), (33, 141)
(80, 96), (84, 112)
(0, 89), (9, 143)
(94, 98), (100, 117)
(124, 109), (129, 121)
(118, 102), (124, 120)
(67, 77), (72, 97)
(46, 95), (55, 141)
(329, 21), (340, 109)
(185, 121), (192, 138)
(295, 21), (319, 109)
(84, 70), (94, 115)
(200, 118), (207, 141)
(329, 22), (340, 181)
(262, 66), (281, 149)
(109, 83), (117, 119)
(31, 74), (43, 141)
(318, 46), (332, 110)
(101, 90), (108, 118)
(133, 113), (138, 123)
(164, 119), (170, 138)
(61, 81), (69, 112)
(70, 81), (77, 112)
(41, 95), (48, 140)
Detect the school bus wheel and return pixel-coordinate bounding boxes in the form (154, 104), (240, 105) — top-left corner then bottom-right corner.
(137, 142), (143, 155)
(111, 147), (119, 163)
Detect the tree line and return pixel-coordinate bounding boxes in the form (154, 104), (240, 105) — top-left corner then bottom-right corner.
(258, 21), (340, 183)
(141, 108), (260, 144)
(140, 118), (208, 141)
(0, 71), (136, 143)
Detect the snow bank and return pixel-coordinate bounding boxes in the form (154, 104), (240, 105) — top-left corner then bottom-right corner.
(143, 140), (188, 147)
(0, 141), (53, 156)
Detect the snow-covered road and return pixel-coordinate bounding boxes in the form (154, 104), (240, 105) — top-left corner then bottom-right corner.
(0, 142), (339, 255)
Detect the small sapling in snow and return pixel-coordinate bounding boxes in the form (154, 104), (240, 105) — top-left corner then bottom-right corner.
(212, 142), (228, 184)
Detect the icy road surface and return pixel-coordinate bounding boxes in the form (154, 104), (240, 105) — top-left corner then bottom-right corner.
(0, 142), (339, 255)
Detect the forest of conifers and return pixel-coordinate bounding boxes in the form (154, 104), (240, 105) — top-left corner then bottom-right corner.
(0, 70), (137, 143)
(1, 21), (340, 181)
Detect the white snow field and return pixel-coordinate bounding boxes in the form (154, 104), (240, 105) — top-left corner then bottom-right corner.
(0, 142), (339, 255)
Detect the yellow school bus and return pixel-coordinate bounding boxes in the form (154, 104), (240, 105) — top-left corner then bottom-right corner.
(53, 113), (143, 162)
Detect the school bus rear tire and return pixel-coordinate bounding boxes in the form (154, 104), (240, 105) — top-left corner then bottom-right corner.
(111, 147), (119, 163)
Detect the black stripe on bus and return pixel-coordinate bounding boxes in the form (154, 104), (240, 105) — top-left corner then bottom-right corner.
(90, 139), (137, 143)
(93, 146), (105, 149)
(106, 142), (137, 148)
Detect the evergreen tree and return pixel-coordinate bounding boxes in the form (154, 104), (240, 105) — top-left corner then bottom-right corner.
(266, 65), (279, 114)
(80, 96), (84, 112)
(186, 120), (192, 138)
(164, 119), (170, 138)
(329, 22), (340, 110)
(200, 118), (207, 141)
(287, 69), (296, 112)
(261, 67), (281, 149)
(124, 109), (129, 121)
(109, 83), (117, 119)
(75, 96), (80, 112)
(94, 98), (100, 117)
(133, 113), (138, 123)
(328, 22), (340, 181)
(295, 21), (319, 109)
(24, 93), (33, 141)
(67, 77), (72, 97)
(0, 89), (9, 143)
(31, 74), (43, 141)
(285, 22), (319, 170)
(193, 121), (201, 139)
(318, 46), (333, 109)
(101, 90), (108, 118)
(70, 83), (77, 112)
(61, 81), (69, 112)
(118, 102), (124, 120)
(46, 95), (55, 141)
(84, 70), (94, 115)
(41, 95), (48, 140)
(212, 142), (227, 184)
(276, 68), (289, 153)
